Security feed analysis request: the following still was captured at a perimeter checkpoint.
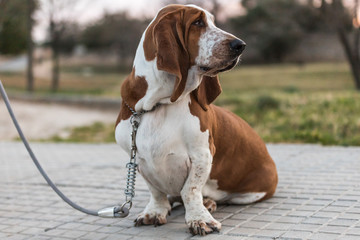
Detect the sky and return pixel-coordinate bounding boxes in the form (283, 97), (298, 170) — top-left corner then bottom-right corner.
(32, 0), (242, 42)
(33, 0), (162, 41)
(33, 0), (359, 42)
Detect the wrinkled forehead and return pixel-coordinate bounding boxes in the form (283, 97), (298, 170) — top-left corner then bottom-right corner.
(185, 4), (215, 25)
(154, 4), (215, 26)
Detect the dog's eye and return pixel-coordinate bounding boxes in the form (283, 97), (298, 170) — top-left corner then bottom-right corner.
(192, 19), (205, 27)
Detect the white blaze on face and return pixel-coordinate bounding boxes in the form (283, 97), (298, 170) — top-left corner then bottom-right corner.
(193, 6), (238, 69)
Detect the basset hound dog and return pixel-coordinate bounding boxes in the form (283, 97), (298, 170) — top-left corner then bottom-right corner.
(115, 4), (278, 236)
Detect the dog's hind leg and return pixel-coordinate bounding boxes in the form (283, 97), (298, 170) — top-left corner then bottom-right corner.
(135, 182), (171, 227)
(203, 197), (217, 213)
(168, 195), (182, 207)
(168, 196), (217, 213)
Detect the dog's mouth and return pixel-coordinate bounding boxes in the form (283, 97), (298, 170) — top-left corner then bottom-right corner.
(200, 57), (240, 76)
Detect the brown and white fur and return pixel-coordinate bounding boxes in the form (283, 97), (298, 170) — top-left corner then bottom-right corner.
(115, 4), (278, 236)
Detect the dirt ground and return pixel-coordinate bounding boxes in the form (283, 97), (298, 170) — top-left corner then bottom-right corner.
(0, 100), (118, 141)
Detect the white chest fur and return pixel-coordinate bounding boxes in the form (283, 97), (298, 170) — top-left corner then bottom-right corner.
(115, 96), (210, 196)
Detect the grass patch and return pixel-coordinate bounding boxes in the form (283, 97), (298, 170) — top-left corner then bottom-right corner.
(3, 62), (359, 145)
(47, 122), (115, 143)
(0, 71), (126, 96)
(59, 90), (360, 146)
(216, 91), (360, 146)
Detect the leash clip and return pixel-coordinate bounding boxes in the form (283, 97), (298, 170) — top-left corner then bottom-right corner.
(98, 205), (129, 218)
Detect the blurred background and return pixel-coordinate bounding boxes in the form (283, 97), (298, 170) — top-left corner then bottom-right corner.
(0, 0), (359, 145)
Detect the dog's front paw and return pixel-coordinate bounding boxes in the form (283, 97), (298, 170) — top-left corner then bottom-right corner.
(134, 202), (171, 227)
(186, 207), (221, 236)
(188, 219), (221, 236)
(135, 212), (169, 227)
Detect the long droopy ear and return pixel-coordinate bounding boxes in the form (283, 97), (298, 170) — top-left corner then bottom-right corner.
(193, 75), (222, 111)
(144, 9), (189, 102)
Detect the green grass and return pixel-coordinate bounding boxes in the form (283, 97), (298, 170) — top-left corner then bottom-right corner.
(216, 91), (360, 146)
(2, 62), (359, 145)
(47, 122), (116, 143)
(213, 62), (360, 146)
(0, 69), (127, 96)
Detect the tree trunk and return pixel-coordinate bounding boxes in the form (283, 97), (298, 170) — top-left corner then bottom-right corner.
(354, 0), (359, 63)
(337, 28), (360, 90)
(50, 20), (60, 92)
(328, 0), (360, 90)
(26, 0), (34, 92)
(51, 44), (60, 92)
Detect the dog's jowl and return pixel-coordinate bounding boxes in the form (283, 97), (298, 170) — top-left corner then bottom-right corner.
(115, 4), (278, 236)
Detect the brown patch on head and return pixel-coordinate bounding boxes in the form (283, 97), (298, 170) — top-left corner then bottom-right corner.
(115, 68), (148, 125)
(143, 5), (207, 102)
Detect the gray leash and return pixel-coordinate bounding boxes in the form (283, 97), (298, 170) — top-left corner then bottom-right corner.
(0, 80), (145, 218)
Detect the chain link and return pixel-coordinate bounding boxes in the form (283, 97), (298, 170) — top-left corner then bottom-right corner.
(124, 114), (140, 203)
(117, 102), (161, 216)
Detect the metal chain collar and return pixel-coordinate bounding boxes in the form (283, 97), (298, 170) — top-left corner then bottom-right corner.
(116, 102), (161, 217)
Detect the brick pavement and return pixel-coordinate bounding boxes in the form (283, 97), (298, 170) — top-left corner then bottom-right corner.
(0, 142), (360, 240)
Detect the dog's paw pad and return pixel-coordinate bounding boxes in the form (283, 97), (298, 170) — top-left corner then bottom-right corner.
(203, 197), (217, 213)
(134, 214), (167, 227)
(189, 220), (221, 236)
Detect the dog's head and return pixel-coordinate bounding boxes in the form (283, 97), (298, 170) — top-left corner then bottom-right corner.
(139, 4), (245, 109)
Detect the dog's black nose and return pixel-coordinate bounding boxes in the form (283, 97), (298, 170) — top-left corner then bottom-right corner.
(229, 39), (246, 54)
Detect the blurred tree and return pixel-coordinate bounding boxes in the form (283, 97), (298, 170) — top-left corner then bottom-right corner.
(81, 12), (149, 66)
(0, 0), (37, 91)
(40, 0), (83, 92)
(318, 0), (360, 90)
(56, 22), (81, 54)
(230, 0), (318, 62)
(0, 0), (33, 54)
(26, 0), (37, 92)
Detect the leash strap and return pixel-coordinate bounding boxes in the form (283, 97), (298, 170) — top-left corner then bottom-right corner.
(0, 80), (129, 218)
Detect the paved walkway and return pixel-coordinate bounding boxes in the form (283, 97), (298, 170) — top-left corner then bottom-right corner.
(0, 142), (359, 240)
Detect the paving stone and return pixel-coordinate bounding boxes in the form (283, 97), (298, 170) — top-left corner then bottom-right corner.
(26, 236), (51, 240)
(1, 143), (360, 239)
(302, 217), (332, 225)
(263, 208), (290, 216)
(340, 213), (360, 220)
(281, 230), (313, 239)
(60, 229), (88, 239)
(309, 232), (341, 240)
(96, 226), (123, 234)
(2, 225), (28, 234)
(287, 210), (313, 217)
(228, 226), (259, 236)
(276, 216), (306, 224)
(5, 234), (33, 240)
(40, 229), (69, 237)
(328, 218), (358, 227)
(264, 222), (296, 230)
(252, 229), (286, 238)
(20, 227), (44, 235)
(239, 220), (269, 229)
(104, 234), (132, 240)
(80, 232), (109, 240)
(231, 213), (256, 220)
(318, 225), (349, 234)
(291, 223), (321, 232)
(346, 227), (360, 236)
(341, 235), (360, 240)
(221, 218), (244, 227)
